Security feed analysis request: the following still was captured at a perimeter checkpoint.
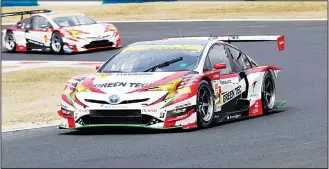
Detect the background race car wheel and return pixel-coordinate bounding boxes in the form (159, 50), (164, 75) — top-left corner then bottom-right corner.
(196, 80), (215, 128)
(51, 32), (64, 54)
(5, 31), (16, 52)
(261, 70), (276, 114)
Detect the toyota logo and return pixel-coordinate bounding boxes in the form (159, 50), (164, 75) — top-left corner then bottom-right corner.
(108, 94), (120, 104)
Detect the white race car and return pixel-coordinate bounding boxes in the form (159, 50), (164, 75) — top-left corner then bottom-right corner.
(2, 10), (122, 54)
(58, 35), (286, 131)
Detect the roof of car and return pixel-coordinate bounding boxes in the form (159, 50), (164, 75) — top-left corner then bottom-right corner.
(34, 12), (85, 18)
(129, 39), (210, 47)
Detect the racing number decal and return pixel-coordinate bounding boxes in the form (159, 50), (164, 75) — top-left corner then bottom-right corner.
(222, 85), (242, 103)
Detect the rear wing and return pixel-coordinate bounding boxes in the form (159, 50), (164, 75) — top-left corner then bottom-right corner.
(1, 9), (52, 20)
(167, 35), (285, 51)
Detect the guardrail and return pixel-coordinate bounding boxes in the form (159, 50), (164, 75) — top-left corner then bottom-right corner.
(2, 0), (38, 6)
(2, 0), (179, 7)
(6, 0), (322, 7)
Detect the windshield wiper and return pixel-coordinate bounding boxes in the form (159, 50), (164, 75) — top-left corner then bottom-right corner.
(143, 57), (183, 72)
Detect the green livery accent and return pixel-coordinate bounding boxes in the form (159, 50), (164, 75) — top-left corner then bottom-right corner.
(58, 124), (182, 130)
(66, 94), (75, 106)
(276, 100), (287, 109)
(161, 97), (175, 108)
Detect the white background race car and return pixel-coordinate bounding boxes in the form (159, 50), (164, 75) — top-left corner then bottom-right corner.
(2, 10), (122, 54)
(58, 34), (286, 130)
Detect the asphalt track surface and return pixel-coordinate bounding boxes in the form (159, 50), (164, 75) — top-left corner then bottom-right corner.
(2, 21), (328, 168)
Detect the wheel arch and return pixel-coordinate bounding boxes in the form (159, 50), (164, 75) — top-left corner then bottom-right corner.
(199, 75), (214, 94)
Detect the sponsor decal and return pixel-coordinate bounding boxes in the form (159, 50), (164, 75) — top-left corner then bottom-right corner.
(100, 104), (128, 109)
(220, 79), (232, 85)
(213, 74), (219, 79)
(27, 39), (45, 46)
(94, 82), (149, 88)
(226, 114), (241, 120)
(141, 109), (158, 113)
(123, 45), (204, 51)
(175, 102), (191, 109)
(222, 85), (242, 103)
(116, 72), (154, 76)
(166, 107), (192, 118)
(252, 101), (259, 114)
(76, 109), (89, 113)
(159, 112), (165, 118)
(108, 94), (120, 104)
(172, 108), (186, 114)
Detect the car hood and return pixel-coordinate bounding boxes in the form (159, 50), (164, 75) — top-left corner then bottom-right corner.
(61, 23), (108, 36)
(78, 71), (190, 94)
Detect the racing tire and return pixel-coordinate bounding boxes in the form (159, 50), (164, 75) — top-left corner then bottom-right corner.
(4, 31), (16, 52)
(261, 70), (276, 114)
(196, 80), (215, 128)
(50, 32), (64, 54)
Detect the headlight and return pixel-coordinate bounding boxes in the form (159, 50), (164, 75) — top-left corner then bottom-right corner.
(62, 30), (83, 39)
(147, 78), (182, 99)
(75, 82), (91, 92)
(68, 30), (82, 37)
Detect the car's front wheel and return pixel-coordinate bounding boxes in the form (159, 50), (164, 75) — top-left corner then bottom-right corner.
(51, 32), (64, 54)
(196, 80), (215, 128)
(5, 31), (16, 52)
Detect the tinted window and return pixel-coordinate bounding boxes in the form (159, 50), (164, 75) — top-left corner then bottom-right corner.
(227, 46), (251, 71)
(238, 53), (251, 70)
(32, 16), (51, 30)
(203, 56), (212, 72)
(99, 45), (204, 73)
(17, 18), (31, 28)
(53, 15), (96, 27)
(208, 44), (232, 74)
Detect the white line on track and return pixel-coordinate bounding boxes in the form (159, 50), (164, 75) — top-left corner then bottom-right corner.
(1, 18), (327, 25)
(2, 122), (61, 133)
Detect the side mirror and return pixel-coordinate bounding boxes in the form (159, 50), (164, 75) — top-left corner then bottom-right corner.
(95, 65), (101, 71)
(213, 63), (226, 70)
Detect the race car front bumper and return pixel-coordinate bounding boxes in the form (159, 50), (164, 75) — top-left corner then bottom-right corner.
(57, 95), (198, 130)
(62, 32), (121, 53)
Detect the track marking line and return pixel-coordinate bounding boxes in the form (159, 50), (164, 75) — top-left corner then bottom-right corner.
(2, 18), (327, 25)
(2, 121), (61, 133)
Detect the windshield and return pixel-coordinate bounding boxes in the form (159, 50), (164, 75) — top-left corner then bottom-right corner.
(53, 15), (96, 27)
(99, 44), (204, 73)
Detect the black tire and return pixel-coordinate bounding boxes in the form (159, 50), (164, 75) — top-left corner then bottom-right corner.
(261, 70), (276, 114)
(4, 31), (16, 52)
(196, 80), (215, 128)
(50, 32), (64, 54)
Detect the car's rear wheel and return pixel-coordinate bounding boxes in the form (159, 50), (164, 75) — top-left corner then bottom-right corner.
(261, 70), (276, 114)
(5, 31), (16, 52)
(51, 32), (63, 54)
(196, 80), (215, 128)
